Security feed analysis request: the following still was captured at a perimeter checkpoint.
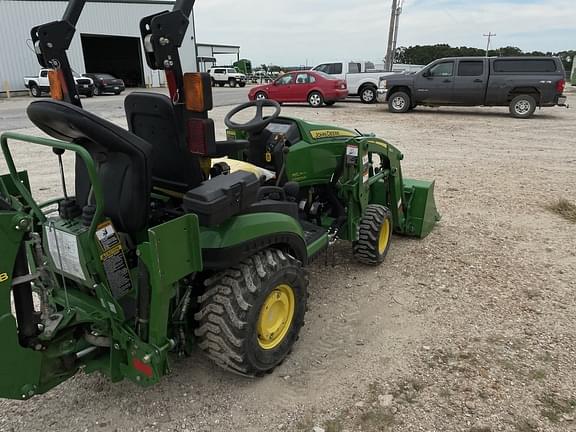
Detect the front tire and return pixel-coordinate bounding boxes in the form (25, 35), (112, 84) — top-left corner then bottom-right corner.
(388, 91), (411, 113)
(239, 82), (246, 88)
(353, 205), (393, 265)
(509, 94), (536, 119)
(93, 86), (101, 96)
(195, 249), (308, 376)
(360, 86), (377, 104)
(308, 91), (324, 108)
(30, 84), (41, 98)
(229, 79), (237, 88)
(255, 91), (268, 101)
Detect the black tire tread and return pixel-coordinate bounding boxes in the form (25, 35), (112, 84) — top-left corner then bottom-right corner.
(195, 248), (306, 376)
(353, 204), (393, 265)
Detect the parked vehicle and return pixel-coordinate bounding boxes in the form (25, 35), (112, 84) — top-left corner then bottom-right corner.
(377, 56), (568, 118)
(83, 73), (125, 95)
(248, 70), (348, 107)
(24, 69), (94, 98)
(311, 61), (423, 104)
(209, 67), (247, 87)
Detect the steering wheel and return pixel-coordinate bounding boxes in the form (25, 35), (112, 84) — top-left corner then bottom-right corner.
(224, 99), (281, 133)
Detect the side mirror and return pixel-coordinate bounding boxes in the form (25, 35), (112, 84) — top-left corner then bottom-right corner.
(422, 70), (430, 78)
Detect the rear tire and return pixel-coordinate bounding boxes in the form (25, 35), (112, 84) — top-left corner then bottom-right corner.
(308, 91), (324, 108)
(30, 84), (41, 98)
(360, 85), (377, 104)
(353, 205), (393, 265)
(195, 248), (308, 376)
(388, 91), (411, 113)
(509, 94), (536, 119)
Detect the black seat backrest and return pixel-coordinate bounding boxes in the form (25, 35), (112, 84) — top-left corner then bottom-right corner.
(27, 100), (152, 233)
(124, 92), (204, 193)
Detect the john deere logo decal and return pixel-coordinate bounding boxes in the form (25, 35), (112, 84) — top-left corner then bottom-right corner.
(310, 130), (356, 139)
(0, 273), (8, 283)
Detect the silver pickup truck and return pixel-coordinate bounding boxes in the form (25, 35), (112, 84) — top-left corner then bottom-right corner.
(377, 57), (568, 118)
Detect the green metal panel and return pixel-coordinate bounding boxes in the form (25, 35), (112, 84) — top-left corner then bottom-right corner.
(0, 211), (43, 400)
(402, 178), (441, 238)
(138, 214), (202, 349)
(199, 212), (305, 248)
(148, 214), (203, 286)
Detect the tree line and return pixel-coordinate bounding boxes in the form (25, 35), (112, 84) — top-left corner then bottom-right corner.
(394, 44), (575, 71)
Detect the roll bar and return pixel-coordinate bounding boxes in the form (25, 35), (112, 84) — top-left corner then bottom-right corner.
(30, 0), (87, 107)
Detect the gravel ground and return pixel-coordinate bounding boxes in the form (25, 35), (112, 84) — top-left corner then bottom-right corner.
(1, 88), (575, 432)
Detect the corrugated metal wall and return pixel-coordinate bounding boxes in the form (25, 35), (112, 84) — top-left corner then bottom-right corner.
(0, 0), (197, 93)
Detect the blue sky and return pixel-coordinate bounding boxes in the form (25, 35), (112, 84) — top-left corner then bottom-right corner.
(193, 0), (576, 66)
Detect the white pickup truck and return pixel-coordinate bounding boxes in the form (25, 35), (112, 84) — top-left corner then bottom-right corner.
(312, 61), (423, 104)
(24, 69), (95, 98)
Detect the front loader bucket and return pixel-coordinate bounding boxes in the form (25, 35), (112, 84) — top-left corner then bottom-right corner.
(0, 211), (43, 400)
(402, 178), (441, 238)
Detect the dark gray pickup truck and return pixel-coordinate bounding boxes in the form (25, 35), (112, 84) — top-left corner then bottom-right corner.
(377, 57), (568, 118)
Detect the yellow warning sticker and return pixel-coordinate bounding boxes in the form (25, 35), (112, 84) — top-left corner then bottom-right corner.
(0, 272), (8, 283)
(310, 129), (356, 139)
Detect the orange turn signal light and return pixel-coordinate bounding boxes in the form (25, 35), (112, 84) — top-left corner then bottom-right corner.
(183, 73), (213, 112)
(47, 70), (64, 101)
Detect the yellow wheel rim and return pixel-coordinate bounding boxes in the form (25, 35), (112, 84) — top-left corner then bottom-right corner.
(257, 284), (295, 350)
(378, 219), (391, 255)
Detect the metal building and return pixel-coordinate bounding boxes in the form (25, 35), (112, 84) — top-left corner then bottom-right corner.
(196, 43), (241, 72)
(0, 0), (198, 95)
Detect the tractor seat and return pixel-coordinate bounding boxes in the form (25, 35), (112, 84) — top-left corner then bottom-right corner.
(125, 92), (205, 193)
(27, 100), (152, 233)
(125, 92), (252, 194)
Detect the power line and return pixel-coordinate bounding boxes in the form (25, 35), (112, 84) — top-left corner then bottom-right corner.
(483, 32), (496, 57)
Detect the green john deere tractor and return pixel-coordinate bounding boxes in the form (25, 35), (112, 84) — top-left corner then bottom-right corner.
(0, 0), (439, 400)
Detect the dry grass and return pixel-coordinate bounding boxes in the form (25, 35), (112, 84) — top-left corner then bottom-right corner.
(548, 199), (576, 223)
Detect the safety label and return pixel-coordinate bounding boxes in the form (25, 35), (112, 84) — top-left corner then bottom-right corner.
(45, 225), (86, 280)
(95, 222), (132, 298)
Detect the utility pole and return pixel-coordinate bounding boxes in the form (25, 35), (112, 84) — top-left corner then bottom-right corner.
(384, 0), (403, 71)
(483, 32), (496, 57)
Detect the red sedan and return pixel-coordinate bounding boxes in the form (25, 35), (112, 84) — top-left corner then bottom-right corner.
(248, 71), (348, 107)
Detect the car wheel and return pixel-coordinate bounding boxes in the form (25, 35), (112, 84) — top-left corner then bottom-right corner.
(211, 78), (216, 87)
(388, 91), (411, 113)
(86, 90), (94, 98)
(255, 91), (268, 101)
(308, 91), (324, 108)
(360, 86), (377, 104)
(229, 79), (237, 88)
(30, 84), (41, 98)
(218, 82), (225, 87)
(93, 87), (101, 96)
(509, 94), (537, 119)
(239, 82), (246, 88)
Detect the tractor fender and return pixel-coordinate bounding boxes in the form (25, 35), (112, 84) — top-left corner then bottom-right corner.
(199, 213), (307, 269)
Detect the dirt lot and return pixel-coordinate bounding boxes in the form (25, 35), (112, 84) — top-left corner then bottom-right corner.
(1, 89), (575, 432)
